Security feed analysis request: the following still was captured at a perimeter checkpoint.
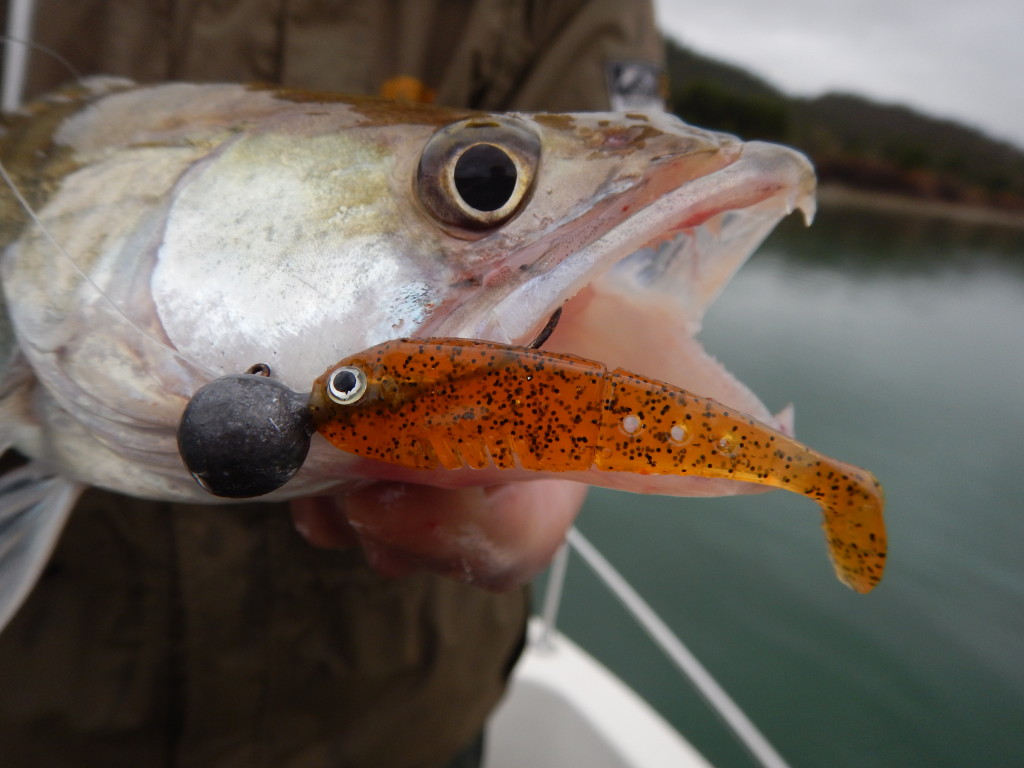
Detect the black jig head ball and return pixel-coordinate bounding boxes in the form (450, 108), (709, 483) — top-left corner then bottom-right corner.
(177, 373), (314, 498)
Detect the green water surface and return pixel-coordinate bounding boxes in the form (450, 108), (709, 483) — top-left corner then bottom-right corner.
(546, 204), (1024, 768)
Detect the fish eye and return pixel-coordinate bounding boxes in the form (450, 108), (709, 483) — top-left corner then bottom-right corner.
(417, 117), (540, 236)
(327, 365), (368, 405)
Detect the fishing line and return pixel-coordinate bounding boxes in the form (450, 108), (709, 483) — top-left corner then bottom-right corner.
(0, 159), (222, 382)
(1, 30), (224, 384)
(0, 157), (223, 384)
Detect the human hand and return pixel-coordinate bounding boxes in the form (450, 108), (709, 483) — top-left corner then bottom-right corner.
(290, 480), (587, 590)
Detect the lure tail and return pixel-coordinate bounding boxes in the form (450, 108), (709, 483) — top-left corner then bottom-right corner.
(0, 463), (83, 632)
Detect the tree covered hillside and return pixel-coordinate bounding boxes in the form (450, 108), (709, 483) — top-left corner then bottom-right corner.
(665, 39), (1024, 212)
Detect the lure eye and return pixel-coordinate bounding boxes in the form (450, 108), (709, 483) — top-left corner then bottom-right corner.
(327, 365), (368, 405)
(417, 116), (540, 236)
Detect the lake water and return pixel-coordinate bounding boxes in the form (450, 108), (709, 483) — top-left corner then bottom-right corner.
(544, 203), (1024, 767)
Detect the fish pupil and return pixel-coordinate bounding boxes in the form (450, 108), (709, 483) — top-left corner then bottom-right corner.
(454, 143), (516, 212)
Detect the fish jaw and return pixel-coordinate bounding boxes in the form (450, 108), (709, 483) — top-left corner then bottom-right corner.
(441, 118), (815, 429)
(459, 137), (815, 347)
(426, 125), (815, 498)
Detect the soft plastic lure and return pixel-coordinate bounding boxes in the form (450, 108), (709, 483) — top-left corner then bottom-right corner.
(309, 338), (886, 592)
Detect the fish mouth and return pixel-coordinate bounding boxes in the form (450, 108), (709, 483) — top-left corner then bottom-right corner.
(458, 137), (815, 450)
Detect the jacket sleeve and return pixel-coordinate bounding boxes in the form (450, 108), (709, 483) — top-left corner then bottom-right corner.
(15, 0), (665, 112)
(436, 0), (666, 111)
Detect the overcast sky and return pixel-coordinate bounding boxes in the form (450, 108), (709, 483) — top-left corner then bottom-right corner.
(652, 0), (1024, 150)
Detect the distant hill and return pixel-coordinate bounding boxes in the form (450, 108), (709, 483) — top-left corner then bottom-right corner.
(665, 39), (1024, 212)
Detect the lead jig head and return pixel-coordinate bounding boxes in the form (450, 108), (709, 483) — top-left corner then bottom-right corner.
(177, 372), (314, 498)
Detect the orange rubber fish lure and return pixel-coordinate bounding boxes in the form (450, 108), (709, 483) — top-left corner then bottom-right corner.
(309, 338), (886, 592)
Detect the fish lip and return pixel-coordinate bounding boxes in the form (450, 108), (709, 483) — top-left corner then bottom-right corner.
(464, 139), (816, 348)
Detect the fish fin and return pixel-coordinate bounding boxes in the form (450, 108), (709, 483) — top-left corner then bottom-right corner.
(774, 403), (795, 436)
(0, 347), (36, 455)
(0, 464), (84, 632)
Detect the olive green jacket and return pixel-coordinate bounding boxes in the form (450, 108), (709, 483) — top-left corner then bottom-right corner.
(0, 2), (663, 766)
(14, 0), (664, 111)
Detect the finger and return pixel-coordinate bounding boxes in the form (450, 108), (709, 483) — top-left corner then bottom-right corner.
(343, 479), (588, 590)
(289, 494), (360, 549)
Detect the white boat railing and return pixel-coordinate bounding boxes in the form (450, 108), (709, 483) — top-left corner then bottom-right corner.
(538, 527), (794, 768)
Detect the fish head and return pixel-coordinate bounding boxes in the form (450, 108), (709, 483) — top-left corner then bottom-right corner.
(4, 83), (814, 500)
(148, 92), (813, 418)
(262, 100), (812, 490)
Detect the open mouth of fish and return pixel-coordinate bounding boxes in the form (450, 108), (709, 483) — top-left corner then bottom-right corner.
(403, 110), (817, 498)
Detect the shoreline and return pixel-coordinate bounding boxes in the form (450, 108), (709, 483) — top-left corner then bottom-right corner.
(816, 184), (1024, 230)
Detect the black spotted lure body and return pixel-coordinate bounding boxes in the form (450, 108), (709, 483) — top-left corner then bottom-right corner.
(309, 338), (887, 593)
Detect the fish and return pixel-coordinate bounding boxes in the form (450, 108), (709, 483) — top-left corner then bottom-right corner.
(0, 74), (866, 629)
(308, 338), (885, 593)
